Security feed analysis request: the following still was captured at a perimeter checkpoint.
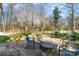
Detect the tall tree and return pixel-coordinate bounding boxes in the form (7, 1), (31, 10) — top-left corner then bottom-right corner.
(0, 3), (5, 32)
(53, 6), (60, 32)
(65, 3), (76, 33)
(8, 4), (17, 31)
(37, 4), (46, 33)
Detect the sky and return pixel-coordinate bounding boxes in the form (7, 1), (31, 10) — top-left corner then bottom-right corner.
(2, 3), (66, 17)
(2, 3), (79, 22)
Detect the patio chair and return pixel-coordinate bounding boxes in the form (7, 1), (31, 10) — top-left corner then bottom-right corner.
(26, 36), (36, 49)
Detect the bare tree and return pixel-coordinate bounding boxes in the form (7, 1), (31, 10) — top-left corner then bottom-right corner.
(37, 4), (46, 33)
(65, 3), (76, 33)
(0, 3), (6, 32)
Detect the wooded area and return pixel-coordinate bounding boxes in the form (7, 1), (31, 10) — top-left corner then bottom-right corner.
(0, 3), (79, 33)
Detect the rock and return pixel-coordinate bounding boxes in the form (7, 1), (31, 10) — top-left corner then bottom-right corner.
(3, 49), (20, 56)
(0, 39), (55, 56)
(0, 46), (6, 52)
(41, 52), (46, 56)
(0, 46), (7, 56)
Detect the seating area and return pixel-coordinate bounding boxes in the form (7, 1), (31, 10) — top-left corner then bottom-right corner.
(24, 36), (78, 56)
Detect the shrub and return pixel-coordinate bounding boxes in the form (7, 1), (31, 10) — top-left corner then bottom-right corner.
(50, 31), (72, 40)
(60, 33), (67, 37)
(62, 34), (71, 40)
(50, 31), (61, 38)
(0, 35), (10, 43)
(10, 30), (32, 42)
(10, 33), (22, 42)
(61, 32), (79, 40)
(44, 26), (50, 31)
(72, 32), (79, 41)
(75, 32), (79, 39)
(21, 30), (32, 36)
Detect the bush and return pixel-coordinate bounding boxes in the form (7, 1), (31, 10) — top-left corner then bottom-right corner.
(75, 32), (79, 39)
(50, 31), (61, 38)
(10, 33), (23, 42)
(60, 33), (67, 37)
(21, 30), (32, 36)
(10, 30), (32, 42)
(72, 32), (79, 41)
(54, 31), (61, 38)
(50, 31), (72, 40)
(61, 32), (79, 40)
(0, 35), (10, 43)
(44, 26), (50, 31)
(50, 31), (79, 40)
(63, 34), (71, 40)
